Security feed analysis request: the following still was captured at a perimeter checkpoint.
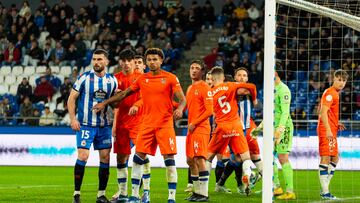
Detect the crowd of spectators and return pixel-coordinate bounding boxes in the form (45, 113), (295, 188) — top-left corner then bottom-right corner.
(0, 0), (217, 126)
(202, 0), (359, 127)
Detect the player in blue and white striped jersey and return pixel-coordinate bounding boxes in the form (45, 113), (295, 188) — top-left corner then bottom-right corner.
(68, 49), (118, 203)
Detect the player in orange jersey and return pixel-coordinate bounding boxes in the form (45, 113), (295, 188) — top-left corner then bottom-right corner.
(184, 60), (213, 202)
(318, 69), (348, 200)
(110, 49), (152, 202)
(134, 55), (146, 73)
(206, 67), (257, 196)
(93, 48), (186, 203)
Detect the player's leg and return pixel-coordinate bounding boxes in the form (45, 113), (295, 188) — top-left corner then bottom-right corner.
(157, 127), (178, 203)
(73, 126), (95, 203)
(185, 134), (195, 194)
(215, 154), (225, 183)
(112, 128), (131, 201)
(194, 156), (210, 201)
(247, 120), (263, 178)
(129, 127), (156, 202)
(141, 151), (151, 203)
(276, 125), (296, 200)
(328, 155), (339, 189)
(217, 153), (236, 191)
(94, 126), (112, 203)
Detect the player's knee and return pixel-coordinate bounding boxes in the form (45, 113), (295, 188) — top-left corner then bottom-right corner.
(186, 157), (194, 167)
(78, 151), (89, 161)
(117, 154), (129, 164)
(100, 153), (110, 163)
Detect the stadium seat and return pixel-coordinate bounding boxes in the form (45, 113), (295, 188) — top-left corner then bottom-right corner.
(60, 66), (72, 76)
(23, 66), (35, 76)
(16, 76), (23, 84)
(0, 84), (9, 95)
(50, 66), (60, 74)
(0, 66), (11, 76)
(57, 74), (64, 84)
(35, 66), (47, 74)
(29, 74), (39, 87)
(4, 75), (16, 85)
(108, 65), (116, 74)
(12, 65), (24, 76)
(9, 85), (17, 95)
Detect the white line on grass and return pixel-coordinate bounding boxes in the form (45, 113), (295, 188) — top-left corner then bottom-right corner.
(310, 196), (360, 203)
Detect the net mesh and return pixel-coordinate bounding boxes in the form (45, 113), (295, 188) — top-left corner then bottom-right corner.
(274, 1), (359, 201)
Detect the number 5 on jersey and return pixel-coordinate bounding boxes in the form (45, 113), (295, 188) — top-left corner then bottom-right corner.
(218, 96), (231, 114)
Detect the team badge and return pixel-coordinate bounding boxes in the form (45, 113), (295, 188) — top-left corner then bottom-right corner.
(326, 95), (332, 102)
(146, 79), (149, 83)
(284, 95), (289, 100)
(81, 140), (86, 146)
(161, 78), (166, 84)
(194, 89), (199, 95)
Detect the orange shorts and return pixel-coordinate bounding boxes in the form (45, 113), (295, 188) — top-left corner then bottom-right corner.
(186, 131), (210, 159)
(221, 146), (231, 158)
(245, 120), (260, 155)
(113, 126), (138, 154)
(318, 128), (338, 156)
(208, 121), (249, 155)
(135, 126), (177, 156)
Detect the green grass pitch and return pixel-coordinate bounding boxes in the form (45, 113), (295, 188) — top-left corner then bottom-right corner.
(0, 166), (359, 202)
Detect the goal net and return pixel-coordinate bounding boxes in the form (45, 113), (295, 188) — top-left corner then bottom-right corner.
(271, 0), (360, 201)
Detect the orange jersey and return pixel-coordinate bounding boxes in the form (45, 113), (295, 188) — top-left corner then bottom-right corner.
(211, 82), (256, 124)
(130, 70), (182, 128)
(317, 87), (340, 133)
(114, 71), (142, 128)
(186, 80), (213, 134)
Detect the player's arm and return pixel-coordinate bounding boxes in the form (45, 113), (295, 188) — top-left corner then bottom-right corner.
(93, 87), (134, 113)
(129, 98), (143, 115)
(235, 82), (257, 104)
(275, 89), (291, 142)
(173, 90), (186, 120)
(188, 89), (214, 133)
(319, 105), (333, 141)
(68, 89), (80, 131)
(112, 108), (118, 137)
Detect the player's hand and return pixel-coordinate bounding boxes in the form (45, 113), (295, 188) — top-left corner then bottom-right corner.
(115, 89), (122, 95)
(128, 106), (139, 115)
(250, 127), (261, 139)
(274, 127), (284, 145)
(92, 102), (105, 113)
(188, 123), (195, 133)
(326, 129), (334, 142)
(70, 119), (81, 131)
(338, 123), (346, 131)
(173, 108), (183, 120)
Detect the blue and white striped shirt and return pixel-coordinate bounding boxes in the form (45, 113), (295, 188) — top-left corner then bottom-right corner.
(238, 95), (252, 130)
(73, 69), (118, 127)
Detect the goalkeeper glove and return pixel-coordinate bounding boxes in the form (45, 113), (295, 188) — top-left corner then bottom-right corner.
(251, 121), (263, 138)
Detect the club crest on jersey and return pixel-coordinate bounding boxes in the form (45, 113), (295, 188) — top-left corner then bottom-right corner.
(81, 140), (86, 146)
(161, 78), (166, 84)
(194, 89), (199, 95)
(284, 95), (289, 100)
(146, 79), (149, 83)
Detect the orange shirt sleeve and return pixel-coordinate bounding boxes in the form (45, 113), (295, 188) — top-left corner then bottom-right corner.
(190, 84), (213, 126)
(235, 82), (257, 102)
(321, 90), (335, 108)
(130, 75), (142, 92)
(170, 75), (182, 93)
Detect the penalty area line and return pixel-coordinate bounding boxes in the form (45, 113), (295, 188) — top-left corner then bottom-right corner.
(0, 183), (117, 189)
(310, 196), (360, 203)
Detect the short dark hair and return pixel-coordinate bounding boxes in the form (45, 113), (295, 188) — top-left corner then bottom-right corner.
(145, 48), (164, 59)
(334, 69), (349, 81)
(275, 60), (285, 79)
(119, 49), (135, 61)
(93, 49), (109, 58)
(224, 74), (234, 82)
(190, 59), (206, 71)
(134, 55), (145, 63)
(234, 67), (249, 76)
(210, 66), (224, 76)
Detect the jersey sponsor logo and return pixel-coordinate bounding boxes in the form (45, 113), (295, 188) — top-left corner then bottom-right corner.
(222, 130), (240, 138)
(326, 95), (333, 102)
(94, 89), (107, 100)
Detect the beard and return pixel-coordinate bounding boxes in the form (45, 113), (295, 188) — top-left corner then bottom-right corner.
(93, 65), (104, 73)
